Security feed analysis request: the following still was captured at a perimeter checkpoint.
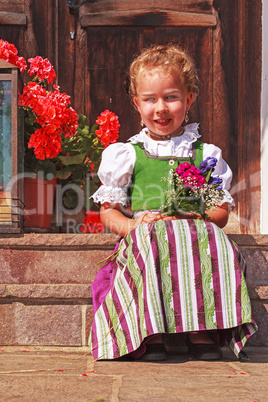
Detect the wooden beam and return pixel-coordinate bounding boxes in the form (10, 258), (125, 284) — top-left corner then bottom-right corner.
(0, 11), (27, 26)
(0, 60), (19, 69)
(80, 9), (217, 27)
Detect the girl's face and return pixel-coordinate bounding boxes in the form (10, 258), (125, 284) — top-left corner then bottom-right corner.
(134, 70), (193, 139)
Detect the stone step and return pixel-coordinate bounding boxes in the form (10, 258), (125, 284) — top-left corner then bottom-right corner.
(0, 233), (267, 348)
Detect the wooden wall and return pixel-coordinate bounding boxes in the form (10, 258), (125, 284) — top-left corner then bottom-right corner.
(0, 0), (262, 234)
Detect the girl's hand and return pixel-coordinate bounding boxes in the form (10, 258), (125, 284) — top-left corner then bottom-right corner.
(175, 210), (202, 220)
(133, 212), (176, 229)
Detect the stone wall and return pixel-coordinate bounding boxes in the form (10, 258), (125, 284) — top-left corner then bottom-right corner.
(0, 234), (267, 348)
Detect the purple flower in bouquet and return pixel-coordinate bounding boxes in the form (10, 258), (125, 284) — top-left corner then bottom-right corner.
(208, 175), (223, 190)
(199, 157), (218, 174)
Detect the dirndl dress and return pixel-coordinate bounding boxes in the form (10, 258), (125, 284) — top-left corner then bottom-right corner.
(89, 218), (257, 360)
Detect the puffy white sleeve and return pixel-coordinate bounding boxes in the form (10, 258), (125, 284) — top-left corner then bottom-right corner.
(91, 142), (136, 205)
(203, 143), (235, 208)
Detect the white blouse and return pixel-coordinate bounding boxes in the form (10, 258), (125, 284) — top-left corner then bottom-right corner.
(92, 123), (235, 208)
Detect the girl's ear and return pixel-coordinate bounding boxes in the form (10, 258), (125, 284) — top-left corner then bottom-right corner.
(186, 92), (194, 111)
(133, 96), (140, 112)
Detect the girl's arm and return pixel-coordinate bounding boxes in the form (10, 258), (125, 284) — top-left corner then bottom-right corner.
(100, 202), (169, 237)
(175, 202), (229, 228)
(101, 201), (229, 236)
(100, 203), (135, 236)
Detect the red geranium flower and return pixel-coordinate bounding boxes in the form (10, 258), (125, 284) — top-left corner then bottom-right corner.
(0, 39), (27, 72)
(28, 56), (56, 84)
(80, 211), (105, 233)
(95, 109), (120, 148)
(18, 80), (78, 159)
(28, 125), (62, 160)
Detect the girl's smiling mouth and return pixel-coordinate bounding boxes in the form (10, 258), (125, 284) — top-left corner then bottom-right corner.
(154, 118), (172, 126)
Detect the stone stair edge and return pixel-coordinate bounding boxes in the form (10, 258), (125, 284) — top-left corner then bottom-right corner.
(0, 233), (120, 248)
(0, 284), (92, 299)
(0, 283), (266, 300)
(0, 233), (267, 248)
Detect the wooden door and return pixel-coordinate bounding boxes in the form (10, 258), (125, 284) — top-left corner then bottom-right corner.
(0, 0), (262, 234)
(78, 1), (218, 145)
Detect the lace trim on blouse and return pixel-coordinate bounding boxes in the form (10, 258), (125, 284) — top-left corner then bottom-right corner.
(91, 185), (128, 205)
(222, 189), (235, 209)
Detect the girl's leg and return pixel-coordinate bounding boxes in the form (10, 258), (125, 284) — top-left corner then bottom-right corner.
(187, 331), (222, 361)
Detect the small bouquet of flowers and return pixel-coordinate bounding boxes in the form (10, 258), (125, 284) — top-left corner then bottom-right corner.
(161, 157), (225, 219)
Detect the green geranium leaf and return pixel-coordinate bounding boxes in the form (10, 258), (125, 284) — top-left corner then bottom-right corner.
(63, 189), (78, 209)
(72, 165), (86, 181)
(24, 114), (36, 125)
(56, 169), (72, 180)
(92, 137), (99, 147)
(90, 123), (99, 134)
(87, 180), (100, 196)
(80, 127), (90, 136)
(78, 114), (89, 126)
(36, 160), (57, 178)
(58, 152), (87, 166)
(81, 137), (92, 151)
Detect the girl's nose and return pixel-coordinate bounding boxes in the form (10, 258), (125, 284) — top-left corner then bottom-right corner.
(156, 99), (168, 113)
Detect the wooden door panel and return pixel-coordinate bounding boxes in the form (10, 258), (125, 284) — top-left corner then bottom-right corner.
(86, 27), (142, 138)
(82, 0), (215, 14)
(81, 9), (217, 28)
(0, 0), (25, 14)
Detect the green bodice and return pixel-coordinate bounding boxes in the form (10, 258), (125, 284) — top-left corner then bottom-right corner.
(129, 141), (204, 211)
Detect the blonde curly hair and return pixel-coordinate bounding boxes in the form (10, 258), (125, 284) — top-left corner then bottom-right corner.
(127, 44), (199, 101)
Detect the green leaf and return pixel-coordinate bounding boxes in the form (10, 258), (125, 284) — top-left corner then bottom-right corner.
(62, 189), (78, 209)
(81, 137), (92, 151)
(80, 127), (90, 136)
(72, 165), (86, 181)
(56, 169), (72, 180)
(93, 137), (99, 146)
(86, 179), (100, 197)
(206, 169), (212, 182)
(58, 152), (87, 166)
(90, 123), (99, 134)
(36, 160), (57, 177)
(78, 114), (89, 127)
(25, 115), (36, 125)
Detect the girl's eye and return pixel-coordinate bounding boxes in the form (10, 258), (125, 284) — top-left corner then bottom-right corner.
(167, 95), (176, 100)
(145, 97), (155, 102)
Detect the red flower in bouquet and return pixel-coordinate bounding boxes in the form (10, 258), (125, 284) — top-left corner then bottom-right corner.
(81, 211), (105, 233)
(0, 39), (27, 72)
(95, 109), (120, 148)
(175, 163), (206, 188)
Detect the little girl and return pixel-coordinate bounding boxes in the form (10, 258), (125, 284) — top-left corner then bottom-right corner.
(89, 44), (257, 361)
